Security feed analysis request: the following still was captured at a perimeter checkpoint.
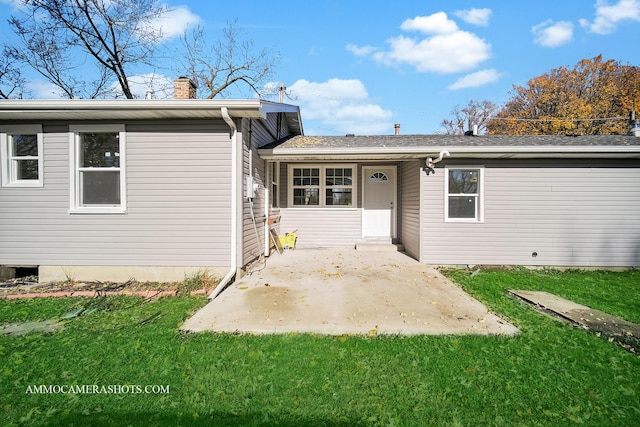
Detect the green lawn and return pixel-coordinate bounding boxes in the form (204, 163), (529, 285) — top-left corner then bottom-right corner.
(1, 269), (639, 426)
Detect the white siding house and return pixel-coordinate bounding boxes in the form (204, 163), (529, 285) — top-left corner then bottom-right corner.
(2, 87), (639, 292)
(0, 85), (302, 285)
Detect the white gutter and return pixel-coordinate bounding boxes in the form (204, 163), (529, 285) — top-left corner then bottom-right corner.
(209, 107), (238, 299)
(258, 145), (640, 160)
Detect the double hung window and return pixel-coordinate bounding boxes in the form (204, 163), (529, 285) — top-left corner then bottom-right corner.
(445, 167), (483, 222)
(325, 167), (353, 206)
(292, 167), (320, 206)
(1, 125), (44, 187)
(70, 125), (126, 213)
(289, 164), (355, 207)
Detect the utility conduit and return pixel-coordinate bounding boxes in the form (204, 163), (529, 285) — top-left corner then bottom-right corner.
(209, 107), (238, 299)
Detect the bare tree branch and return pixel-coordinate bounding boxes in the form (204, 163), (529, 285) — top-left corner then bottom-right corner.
(441, 100), (498, 135)
(8, 0), (167, 99)
(179, 19), (279, 99)
(0, 46), (27, 99)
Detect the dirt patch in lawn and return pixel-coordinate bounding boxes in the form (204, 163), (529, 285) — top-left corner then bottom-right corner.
(0, 276), (212, 299)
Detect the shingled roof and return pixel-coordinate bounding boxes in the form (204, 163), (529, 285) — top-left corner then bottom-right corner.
(258, 134), (640, 160)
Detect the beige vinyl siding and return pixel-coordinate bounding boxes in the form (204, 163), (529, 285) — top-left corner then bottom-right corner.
(421, 160), (640, 267)
(279, 208), (362, 248)
(0, 121), (233, 267)
(241, 118), (267, 264)
(400, 160), (421, 259)
(278, 161), (361, 247)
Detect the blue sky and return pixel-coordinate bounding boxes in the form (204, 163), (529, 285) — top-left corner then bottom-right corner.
(1, 0), (639, 135)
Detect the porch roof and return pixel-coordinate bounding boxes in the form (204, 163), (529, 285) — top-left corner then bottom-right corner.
(258, 134), (640, 161)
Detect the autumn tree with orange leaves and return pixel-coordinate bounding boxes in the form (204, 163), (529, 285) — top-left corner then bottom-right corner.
(487, 55), (640, 135)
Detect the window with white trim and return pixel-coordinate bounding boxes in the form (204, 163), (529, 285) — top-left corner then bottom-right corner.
(1, 125), (44, 187)
(270, 161), (280, 208)
(445, 167), (483, 222)
(288, 164), (356, 207)
(69, 125), (126, 213)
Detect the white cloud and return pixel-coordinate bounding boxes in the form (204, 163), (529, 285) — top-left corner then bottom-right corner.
(350, 12), (491, 74)
(345, 44), (377, 56)
(287, 78), (393, 135)
(532, 20), (574, 47)
(0, 0), (25, 11)
(146, 5), (200, 40)
(400, 12), (459, 34)
(579, 0), (640, 34)
(453, 8), (492, 26)
(448, 69), (502, 90)
(26, 80), (66, 99)
(373, 31), (491, 74)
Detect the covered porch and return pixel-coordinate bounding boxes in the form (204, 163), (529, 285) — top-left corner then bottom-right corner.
(257, 135), (452, 259)
(261, 157), (425, 258)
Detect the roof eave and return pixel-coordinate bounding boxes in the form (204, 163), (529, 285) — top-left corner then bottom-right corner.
(0, 99), (301, 122)
(258, 145), (640, 161)
(258, 101), (303, 135)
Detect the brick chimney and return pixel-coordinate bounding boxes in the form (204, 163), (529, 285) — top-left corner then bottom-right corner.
(173, 77), (197, 99)
(394, 123), (400, 135)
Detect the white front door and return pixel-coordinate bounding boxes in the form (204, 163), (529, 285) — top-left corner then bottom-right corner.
(362, 166), (396, 240)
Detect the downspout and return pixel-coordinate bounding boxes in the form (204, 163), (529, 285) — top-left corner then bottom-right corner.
(264, 165), (271, 256)
(209, 107), (238, 299)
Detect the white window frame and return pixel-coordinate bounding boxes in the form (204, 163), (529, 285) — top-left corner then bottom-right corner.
(287, 164), (357, 208)
(69, 124), (127, 214)
(0, 125), (44, 187)
(269, 161), (280, 208)
(444, 166), (484, 223)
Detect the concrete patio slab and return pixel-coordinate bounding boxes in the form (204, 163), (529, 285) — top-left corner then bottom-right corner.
(181, 249), (518, 336)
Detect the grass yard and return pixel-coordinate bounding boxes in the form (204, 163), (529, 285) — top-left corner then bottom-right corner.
(1, 269), (639, 426)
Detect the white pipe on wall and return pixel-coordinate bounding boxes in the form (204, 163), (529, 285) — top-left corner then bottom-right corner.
(209, 107), (238, 299)
(264, 183), (270, 257)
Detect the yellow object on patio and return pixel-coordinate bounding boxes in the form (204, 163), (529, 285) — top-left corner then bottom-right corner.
(277, 230), (297, 250)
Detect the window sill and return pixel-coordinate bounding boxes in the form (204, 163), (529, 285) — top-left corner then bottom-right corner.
(286, 206), (359, 211)
(2, 181), (44, 188)
(68, 207), (127, 215)
(445, 218), (483, 224)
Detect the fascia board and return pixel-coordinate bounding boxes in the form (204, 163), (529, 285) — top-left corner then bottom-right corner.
(258, 145), (640, 160)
